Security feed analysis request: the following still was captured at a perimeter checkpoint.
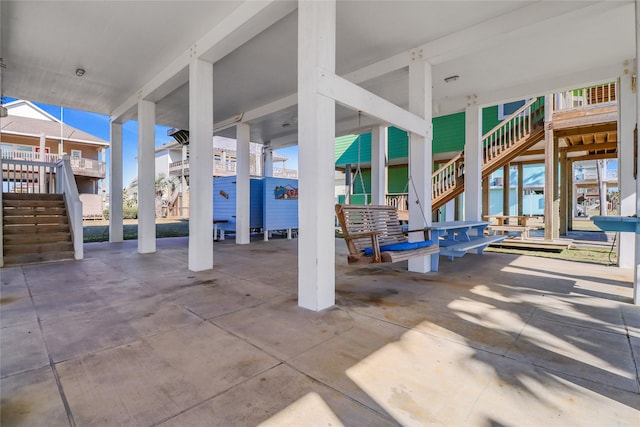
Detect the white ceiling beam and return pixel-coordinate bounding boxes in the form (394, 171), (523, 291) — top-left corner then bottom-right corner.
(317, 68), (427, 137)
(110, 0), (296, 123)
(342, 51), (411, 84)
(242, 93), (298, 123)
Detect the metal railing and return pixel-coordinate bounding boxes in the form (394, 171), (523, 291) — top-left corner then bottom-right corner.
(554, 82), (617, 111)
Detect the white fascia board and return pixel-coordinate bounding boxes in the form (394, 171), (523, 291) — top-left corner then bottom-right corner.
(1, 130), (110, 147)
(435, 62), (626, 117)
(317, 68), (427, 137)
(110, 0), (296, 123)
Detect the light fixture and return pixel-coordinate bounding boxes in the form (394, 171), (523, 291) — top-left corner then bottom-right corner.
(444, 75), (459, 83)
(75, 68), (86, 77)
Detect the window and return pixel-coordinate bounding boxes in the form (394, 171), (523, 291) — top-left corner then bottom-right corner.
(498, 100), (527, 120)
(71, 149), (82, 159)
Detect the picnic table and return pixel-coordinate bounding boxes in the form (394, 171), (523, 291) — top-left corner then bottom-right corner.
(426, 220), (507, 271)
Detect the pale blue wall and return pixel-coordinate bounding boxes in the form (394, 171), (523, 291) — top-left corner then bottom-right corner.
(213, 176), (264, 231)
(263, 177), (298, 230)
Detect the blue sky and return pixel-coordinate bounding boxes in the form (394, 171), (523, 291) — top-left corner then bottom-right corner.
(22, 100), (299, 189)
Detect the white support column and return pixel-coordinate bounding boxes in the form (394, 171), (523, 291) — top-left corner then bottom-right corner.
(297, 0), (336, 311)
(38, 134), (46, 193)
(264, 146), (273, 178)
(407, 56), (433, 273)
(181, 144), (188, 218)
(544, 94), (555, 241)
(445, 199), (455, 221)
(236, 122), (251, 245)
(464, 105), (483, 221)
(635, 0), (640, 305)
(188, 58), (214, 271)
(137, 100), (156, 253)
(619, 73), (636, 268)
(109, 121), (123, 242)
(371, 125), (388, 205)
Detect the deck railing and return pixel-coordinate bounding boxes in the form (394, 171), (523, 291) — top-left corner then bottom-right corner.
(0, 158), (57, 193)
(554, 82), (617, 111)
(0, 155), (83, 260)
(0, 149), (105, 178)
(169, 158), (298, 179)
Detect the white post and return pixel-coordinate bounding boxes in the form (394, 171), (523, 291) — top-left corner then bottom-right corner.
(236, 122), (251, 245)
(181, 144), (188, 218)
(297, 0), (336, 311)
(188, 58), (214, 271)
(39, 133), (46, 193)
(407, 56), (433, 273)
(264, 146), (274, 177)
(137, 100), (156, 254)
(544, 94), (555, 241)
(618, 73), (636, 268)
(109, 121), (124, 242)
(464, 105), (482, 221)
(634, 0), (640, 304)
(445, 199), (455, 221)
(371, 125), (388, 205)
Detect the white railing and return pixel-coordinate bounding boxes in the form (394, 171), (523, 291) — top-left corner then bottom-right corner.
(0, 158), (57, 193)
(483, 97), (539, 166)
(272, 167), (298, 179)
(554, 82), (617, 111)
(70, 157), (106, 177)
(56, 156), (83, 260)
(1, 149), (60, 163)
(385, 193), (409, 211)
(169, 158), (298, 179)
(432, 153), (465, 206)
(1, 149), (105, 177)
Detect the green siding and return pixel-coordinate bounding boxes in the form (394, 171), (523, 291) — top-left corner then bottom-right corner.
(352, 169), (371, 194)
(388, 127), (408, 159)
(335, 104), (505, 170)
(482, 105), (500, 134)
(388, 165), (408, 193)
(433, 112), (465, 153)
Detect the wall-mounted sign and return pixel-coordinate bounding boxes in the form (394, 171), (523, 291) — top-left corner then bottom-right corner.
(274, 185), (298, 200)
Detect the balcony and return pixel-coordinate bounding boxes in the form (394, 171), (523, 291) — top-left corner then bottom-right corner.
(0, 149), (106, 179)
(169, 158), (298, 179)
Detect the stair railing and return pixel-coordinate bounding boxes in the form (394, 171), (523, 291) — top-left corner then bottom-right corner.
(482, 97), (540, 166)
(431, 97), (542, 208)
(56, 156), (83, 260)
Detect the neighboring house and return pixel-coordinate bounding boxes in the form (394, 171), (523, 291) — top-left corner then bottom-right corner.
(0, 100), (109, 218)
(154, 135), (298, 217)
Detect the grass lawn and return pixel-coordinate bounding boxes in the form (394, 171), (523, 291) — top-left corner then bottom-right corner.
(83, 219), (190, 242)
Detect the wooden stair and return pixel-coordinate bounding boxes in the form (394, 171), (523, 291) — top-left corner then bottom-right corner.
(2, 193), (75, 265)
(431, 97), (546, 211)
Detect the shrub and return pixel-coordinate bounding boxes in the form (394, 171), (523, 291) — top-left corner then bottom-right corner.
(102, 207), (138, 219)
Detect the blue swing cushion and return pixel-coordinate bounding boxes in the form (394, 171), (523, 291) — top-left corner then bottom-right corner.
(363, 240), (435, 256)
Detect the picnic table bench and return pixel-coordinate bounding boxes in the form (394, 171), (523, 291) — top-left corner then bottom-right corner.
(484, 215), (541, 240)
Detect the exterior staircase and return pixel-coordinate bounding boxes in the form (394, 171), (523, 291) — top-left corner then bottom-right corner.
(431, 97), (546, 211)
(2, 193), (75, 265)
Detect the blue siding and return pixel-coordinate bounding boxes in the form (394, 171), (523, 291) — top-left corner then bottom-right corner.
(263, 177), (298, 230)
(213, 176), (264, 231)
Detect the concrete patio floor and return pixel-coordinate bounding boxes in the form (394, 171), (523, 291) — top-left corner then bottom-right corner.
(1, 237), (639, 426)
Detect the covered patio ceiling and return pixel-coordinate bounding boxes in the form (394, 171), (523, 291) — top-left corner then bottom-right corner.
(0, 1), (635, 149)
